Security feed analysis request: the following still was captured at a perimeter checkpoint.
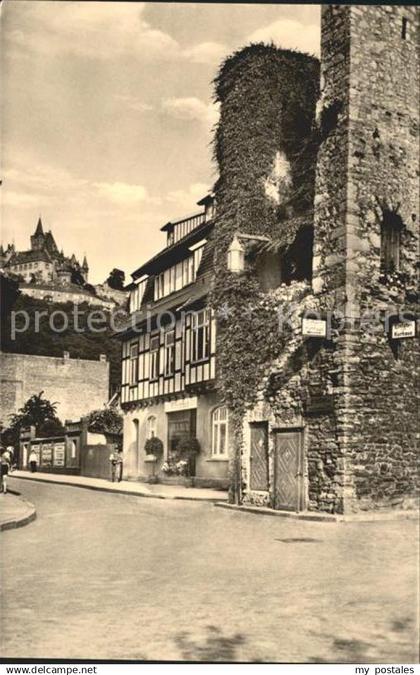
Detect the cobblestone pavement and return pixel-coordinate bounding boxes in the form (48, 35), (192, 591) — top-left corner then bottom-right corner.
(1, 478), (418, 662)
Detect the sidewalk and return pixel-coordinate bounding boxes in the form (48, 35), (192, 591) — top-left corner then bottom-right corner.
(0, 491), (37, 531)
(10, 470), (228, 502)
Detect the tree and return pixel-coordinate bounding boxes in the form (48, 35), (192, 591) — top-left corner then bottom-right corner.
(4, 391), (64, 446)
(106, 268), (125, 290)
(0, 273), (20, 349)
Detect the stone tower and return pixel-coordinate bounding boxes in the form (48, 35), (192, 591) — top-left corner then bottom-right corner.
(313, 5), (419, 511)
(81, 255), (89, 282)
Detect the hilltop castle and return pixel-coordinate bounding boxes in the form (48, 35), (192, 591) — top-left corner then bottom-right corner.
(1, 217), (89, 286)
(1, 218), (127, 309)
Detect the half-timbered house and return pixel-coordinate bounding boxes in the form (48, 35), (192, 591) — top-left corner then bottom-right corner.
(118, 195), (229, 488)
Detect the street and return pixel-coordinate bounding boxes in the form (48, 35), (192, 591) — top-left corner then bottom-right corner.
(1, 478), (418, 662)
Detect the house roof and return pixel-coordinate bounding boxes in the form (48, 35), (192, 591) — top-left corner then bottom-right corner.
(7, 250), (52, 265)
(132, 218), (214, 279)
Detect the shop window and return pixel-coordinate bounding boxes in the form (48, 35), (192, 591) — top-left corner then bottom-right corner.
(164, 330), (175, 376)
(191, 309), (210, 363)
(150, 335), (160, 381)
(146, 416), (156, 439)
(380, 211), (403, 273)
(129, 343), (138, 386)
(212, 407), (229, 457)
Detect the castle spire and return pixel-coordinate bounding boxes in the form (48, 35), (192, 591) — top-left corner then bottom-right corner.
(35, 216), (44, 236)
(82, 254), (89, 270)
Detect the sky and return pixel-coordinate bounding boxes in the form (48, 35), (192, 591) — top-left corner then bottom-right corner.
(1, 1), (320, 284)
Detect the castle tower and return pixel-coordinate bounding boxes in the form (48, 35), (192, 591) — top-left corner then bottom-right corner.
(81, 255), (89, 282)
(30, 217), (45, 251)
(313, 5), (419, 511)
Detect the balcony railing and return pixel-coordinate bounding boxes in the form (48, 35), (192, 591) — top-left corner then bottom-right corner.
(168, 212), (206, 246)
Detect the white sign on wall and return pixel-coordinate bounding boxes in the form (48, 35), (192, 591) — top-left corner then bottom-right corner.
(164, 397), (198, 413)
(302, 317), (327, 338)
(391, 321), (416, 340)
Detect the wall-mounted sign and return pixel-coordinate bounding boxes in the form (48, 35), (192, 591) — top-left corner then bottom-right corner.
(53, 443), (66, 467)
(164, 396), (198, 413)
(40, 443), (53, 467)
(391, 320), (416, 340)
(302, 317), (327, 338)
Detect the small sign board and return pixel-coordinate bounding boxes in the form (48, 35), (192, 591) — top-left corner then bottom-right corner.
(302, 317), (327, 338)
(391, 320), (416, 340)
(40, 443), (53, 467)
(53, 443), (66, 467)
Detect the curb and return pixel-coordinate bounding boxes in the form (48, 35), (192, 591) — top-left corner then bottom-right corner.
(11, 474), (227, 503)
(214, 502), (420, 523)
(214, 502), (338, 522)
(0, 496), (37, 532)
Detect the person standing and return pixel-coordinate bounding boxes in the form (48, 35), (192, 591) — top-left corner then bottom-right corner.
(109, 450), (118, 482)
(116, 449), (124, 482)
(28, 449), (38, 473)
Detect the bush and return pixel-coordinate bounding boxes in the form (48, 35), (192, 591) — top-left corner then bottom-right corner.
(175, 437), (200, 456)
(86, 408), (123, 435)
(144, 436), (164, 457)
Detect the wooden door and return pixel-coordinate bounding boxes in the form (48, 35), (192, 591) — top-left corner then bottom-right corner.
(249, 423), (269, 491)
(273, 430), (304, 511)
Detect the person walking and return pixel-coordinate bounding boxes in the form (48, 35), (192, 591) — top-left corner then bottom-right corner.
(4, 446), (15, 471)
(0, 452), (10, 494)
(28, 449), (38, 473)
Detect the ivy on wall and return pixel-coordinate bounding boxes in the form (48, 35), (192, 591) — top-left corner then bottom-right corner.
(210, 44), (320, 501)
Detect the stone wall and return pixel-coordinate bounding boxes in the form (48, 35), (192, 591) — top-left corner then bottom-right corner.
(0, 351), (110, 425)
(314, 5), (419, 511)
(242, 5), (419, 514)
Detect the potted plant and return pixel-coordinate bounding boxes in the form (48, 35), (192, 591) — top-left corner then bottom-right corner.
(144, 436), (164, 462)
(175, 437), (200, 477)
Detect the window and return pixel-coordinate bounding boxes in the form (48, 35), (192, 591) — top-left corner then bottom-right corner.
(130, 277), (148, 313)
(212, 407), (229, 457)
(150, 335), (160, 380)
(70, 441), (77, 459)
(164, 329), (175, 376)
(146, 416), (157, 439)
(402, 17), (408, 40)
(193, 245), (204, 275)
(191, 309), (210, 363)
(380, 211), (403, 273)
(154, 273), (164, 300)
(129, 343), (138, 386)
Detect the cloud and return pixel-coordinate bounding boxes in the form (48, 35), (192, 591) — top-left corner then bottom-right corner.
(4, 3), (227, 65)
(4, 3), (180, 62)
(166, 182), (210, 213)
(247, 19), (320, 56)
(1, 190), (52, 208)
(93, 181), (151, 205)
(183, 41), (227, 64)
(114, 95), (154, 113)
(162, 97), (219, 128)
